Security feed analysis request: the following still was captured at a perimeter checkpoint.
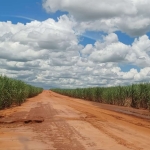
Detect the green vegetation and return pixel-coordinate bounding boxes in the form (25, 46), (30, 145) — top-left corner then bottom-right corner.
(52, 83), (150, 110)
(0, 75), (43, 110)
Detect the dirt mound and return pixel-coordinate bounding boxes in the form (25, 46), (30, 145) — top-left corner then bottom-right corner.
(24, 117), (44, 124)
(0, 115), (4, 118)
(0, 116), (44, 124)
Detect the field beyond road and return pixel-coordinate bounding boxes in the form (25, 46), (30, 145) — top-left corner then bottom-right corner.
(0, 90), (150, 150)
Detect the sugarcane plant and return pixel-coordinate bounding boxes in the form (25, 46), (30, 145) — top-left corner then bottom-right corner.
(52, 82), (150, 110)
(0, 75), (43, 110)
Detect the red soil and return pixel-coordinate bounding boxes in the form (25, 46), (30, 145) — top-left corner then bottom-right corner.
(0, 90), (150, 150)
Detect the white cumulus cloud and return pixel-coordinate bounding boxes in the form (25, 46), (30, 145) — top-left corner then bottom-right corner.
(1, 2), (150, 88)
(43, 0), (150, 36)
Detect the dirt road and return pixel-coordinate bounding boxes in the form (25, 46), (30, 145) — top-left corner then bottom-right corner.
(0, 91), (150, 150)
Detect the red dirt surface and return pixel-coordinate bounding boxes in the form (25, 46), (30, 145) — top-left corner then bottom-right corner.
(0, 90), (150, 150)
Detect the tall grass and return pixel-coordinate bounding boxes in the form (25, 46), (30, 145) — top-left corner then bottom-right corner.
(0, 75), (43, 109)
(52, 83), (150, 110)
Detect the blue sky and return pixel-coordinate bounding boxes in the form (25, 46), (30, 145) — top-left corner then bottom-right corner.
(0, 0), (145, 48)
(0, 0), (136, 46)
(0, 0), (67, 23)
(1, 0), (150, 88)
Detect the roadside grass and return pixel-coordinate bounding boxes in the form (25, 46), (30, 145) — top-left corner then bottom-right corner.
(52, 83), (150, 111)
(0, 75), (43, 110)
